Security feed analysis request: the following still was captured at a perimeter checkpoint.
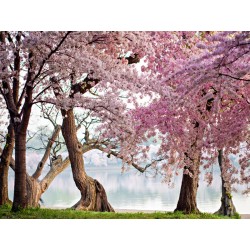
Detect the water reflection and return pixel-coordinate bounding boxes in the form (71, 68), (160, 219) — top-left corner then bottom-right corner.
(8, 165), (250, 213)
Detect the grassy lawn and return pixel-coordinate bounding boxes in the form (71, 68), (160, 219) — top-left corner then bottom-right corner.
(0, 205), (240, 219)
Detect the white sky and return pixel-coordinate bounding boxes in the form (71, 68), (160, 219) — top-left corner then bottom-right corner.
(1, 1), (249, 30)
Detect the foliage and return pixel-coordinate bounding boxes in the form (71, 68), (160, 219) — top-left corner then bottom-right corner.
(132, 31), (250, 191)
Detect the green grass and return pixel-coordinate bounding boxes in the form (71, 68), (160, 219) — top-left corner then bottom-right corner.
(0, 205), (240, 219)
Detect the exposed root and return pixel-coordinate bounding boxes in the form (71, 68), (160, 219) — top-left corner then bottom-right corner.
(214, 195), (237, 216)
(71, 177), (114, 212)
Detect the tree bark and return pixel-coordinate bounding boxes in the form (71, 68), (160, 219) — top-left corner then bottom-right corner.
(0, 124), (14, 205)
(28, 155), (71, 208)
(215, 149), (237, 216)
(32, 125), (61, 179)
(12, 131), (28, 211)
(61, 109), (114, 212)
(11, 51), (34, 211)
(26, 176), (42, 207)
(175, 154), (201, 214)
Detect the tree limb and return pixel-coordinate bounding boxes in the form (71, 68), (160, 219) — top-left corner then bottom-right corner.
(32, 125), (61, 179)
(94, 145), (162, 173)
(219, 73), (250, 82)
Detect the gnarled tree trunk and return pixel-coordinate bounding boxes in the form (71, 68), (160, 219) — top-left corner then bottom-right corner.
(61, 109), (114, 212)
(0, 124), (14, 205)
(215, 149), (237, 216)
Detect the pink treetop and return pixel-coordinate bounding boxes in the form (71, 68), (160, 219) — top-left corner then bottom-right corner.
(0, 32), (155, 126)
(0, 31), (160, 169)
(132, 31), (250, 191)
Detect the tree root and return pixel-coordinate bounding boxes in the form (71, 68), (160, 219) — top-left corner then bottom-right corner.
(71, 177), (114, 212)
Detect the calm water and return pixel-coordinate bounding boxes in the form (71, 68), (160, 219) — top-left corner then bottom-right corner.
(8, 164), (250, 213)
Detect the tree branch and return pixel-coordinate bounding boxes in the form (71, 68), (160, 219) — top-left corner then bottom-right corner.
(219, 73), (250, 82)
(32, 85), (51, 103)
(32, 32), (72, 83)
(32, 125), (61, 179)
(95, 145), (163, 173)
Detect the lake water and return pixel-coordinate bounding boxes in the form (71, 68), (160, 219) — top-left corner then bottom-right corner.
(8, 164), (250, 213)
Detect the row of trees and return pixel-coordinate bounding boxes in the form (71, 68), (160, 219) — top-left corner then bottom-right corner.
(0, 31), (249, 214)
(131, 31), (250, 214)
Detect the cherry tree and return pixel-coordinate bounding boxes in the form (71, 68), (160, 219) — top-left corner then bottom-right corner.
(132, 31), (250, 214)
(0, 32), (75, 210)
(172, 31), (250, 215)
(0, 31), (156, 211)
(98, 31), (216, 213)
(123, 31), (207, 213)
(0, 33), (15, 205)
(45, 32), (157, 211)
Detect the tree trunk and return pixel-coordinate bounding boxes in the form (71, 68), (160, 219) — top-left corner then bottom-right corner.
(61, 109), (114, 212)
(26, 156), (71, 208)
(12, 131), (28, 211)
(0, 124), (14, 205)
(175, 122), (202, 214)
(26, 176), (42, 207)
(175, 164), (200, 214)
(8, 155), (70, 208)
(215, 149), (237, 216)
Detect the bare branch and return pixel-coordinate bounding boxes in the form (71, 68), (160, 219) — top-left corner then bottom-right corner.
(26, 127), (47, 144)
(39, 104), (59, 128)
(95, 145), (163, 173)
(32, 125), (61, 179)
